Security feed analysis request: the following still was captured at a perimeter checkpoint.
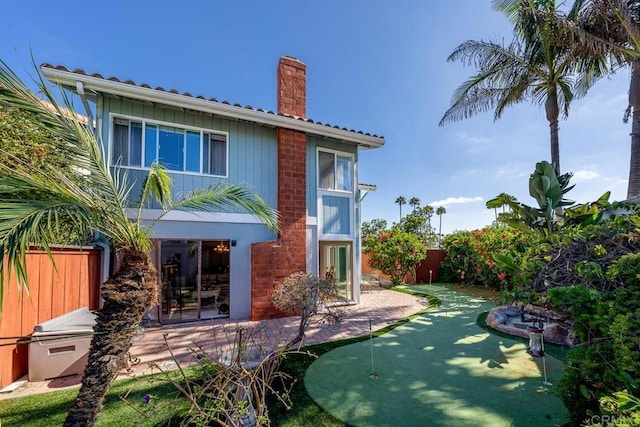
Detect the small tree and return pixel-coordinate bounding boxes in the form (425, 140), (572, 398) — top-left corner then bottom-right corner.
(272, 272), (346, 346)
(367, 230), (427, 286)
(399, 206), (437, 248)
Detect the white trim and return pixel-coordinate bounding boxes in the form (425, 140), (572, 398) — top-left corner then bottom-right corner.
(306, 216), (317, 226)
(129, 209), (268, 224)
(317, 148), (355, 193)
(43, 67), (385, 149)
(109, 113), (230, 178)
(357, 183), (377, 191)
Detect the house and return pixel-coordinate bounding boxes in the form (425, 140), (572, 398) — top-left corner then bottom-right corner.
(41, 56), (384, 324)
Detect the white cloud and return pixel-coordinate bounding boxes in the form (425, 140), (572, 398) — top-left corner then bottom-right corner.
(572, 92), (628, 120)
(572, 170), (601, 182)
(429, 196), (484, 206)
(453, 131), (492, 153)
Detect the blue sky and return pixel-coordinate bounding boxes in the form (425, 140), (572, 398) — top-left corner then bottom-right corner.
(0, 1), (631, 234)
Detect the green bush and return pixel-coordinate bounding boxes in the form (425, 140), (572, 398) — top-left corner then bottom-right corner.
(547, 274), (640, 423)
(439, 226), (528, 289)
(367, 230), (427, 286)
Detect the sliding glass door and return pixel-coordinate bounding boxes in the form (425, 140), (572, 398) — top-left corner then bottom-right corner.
(158, 240), (230, 323)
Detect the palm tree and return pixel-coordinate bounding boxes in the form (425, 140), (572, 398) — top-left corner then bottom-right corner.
(423, 205), (435, 239)
(567, 0), (640, 197)
(0, 61), (278, 426)
(436, 206), (447, 244)
(395, 196), (406, 220)
(440, 0), (604, 175)
(409, 196), (421, 211)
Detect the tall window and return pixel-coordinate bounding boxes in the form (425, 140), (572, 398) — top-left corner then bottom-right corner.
(113, 118), (142, 167)
(111, 117), (227, 176)
(318, 150), (353, 191)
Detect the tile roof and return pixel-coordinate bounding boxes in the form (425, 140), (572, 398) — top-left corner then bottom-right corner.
(41, 64), (383, 140)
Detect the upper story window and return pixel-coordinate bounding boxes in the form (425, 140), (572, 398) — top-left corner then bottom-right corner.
(318, 150), (353, 192)
(111, 117), (227, 177)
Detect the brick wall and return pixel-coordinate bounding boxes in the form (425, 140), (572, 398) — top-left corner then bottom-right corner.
(251, 57), (308, 320)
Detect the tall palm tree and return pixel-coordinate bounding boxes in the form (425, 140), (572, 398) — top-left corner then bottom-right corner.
(436, 206), (447, 244)
(409, 196), (421, 211)
(0, 61), (278, 426)
(422, 204), (435, 234)
(440, 0), (604, 175)
(395, 196), (406, 220)
(567, 0), (640, 197)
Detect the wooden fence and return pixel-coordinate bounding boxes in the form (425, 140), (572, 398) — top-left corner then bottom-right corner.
(0, 248), (101, 389)
(362, 249), (445, 284)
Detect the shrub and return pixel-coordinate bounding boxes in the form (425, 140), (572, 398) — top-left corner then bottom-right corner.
(272, 272), (346, 346)
(439, 226), (527, 289)
(547, 270), (640, 423)
(366, 230), (427, 286)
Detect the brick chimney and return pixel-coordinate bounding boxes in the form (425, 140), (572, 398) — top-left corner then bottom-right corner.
(277, 56), (306, 118)
(250, 56), (308, 320)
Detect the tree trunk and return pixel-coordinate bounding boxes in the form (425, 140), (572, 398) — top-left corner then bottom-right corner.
(546, 91), (561, 175)
(64, 249), (158, 427)
(628, 62), (640, 199)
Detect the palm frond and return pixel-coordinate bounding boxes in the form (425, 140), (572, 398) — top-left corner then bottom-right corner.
(167, 183), (279, 232)
(441, 39), (533, 125)
(137, 162), (173, 218)
(0, 61), (145, 307)
(492, 0), (528, 24)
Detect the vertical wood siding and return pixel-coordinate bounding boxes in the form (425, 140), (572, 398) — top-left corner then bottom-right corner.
(0, 248), (101, 388)
(322, 195), (351, 234)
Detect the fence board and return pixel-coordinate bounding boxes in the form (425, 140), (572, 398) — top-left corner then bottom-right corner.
(50, 254), (65, 319)
(38, 255), (54, 323)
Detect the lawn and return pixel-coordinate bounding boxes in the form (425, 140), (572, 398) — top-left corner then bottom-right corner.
(0, 372), (188, 426)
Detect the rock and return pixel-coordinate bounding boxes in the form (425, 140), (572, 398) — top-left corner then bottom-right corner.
(503, 306), (520, 317)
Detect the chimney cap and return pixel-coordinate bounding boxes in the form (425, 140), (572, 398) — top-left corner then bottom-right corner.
(280, 55), (304, 63)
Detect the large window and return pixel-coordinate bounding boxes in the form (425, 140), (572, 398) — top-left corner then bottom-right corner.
(318, 150), (353, 192)
(318, 149), (354, 238)
(111, 117), (227, 176)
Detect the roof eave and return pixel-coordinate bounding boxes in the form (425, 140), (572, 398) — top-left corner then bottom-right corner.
(41, 66), (385, 149)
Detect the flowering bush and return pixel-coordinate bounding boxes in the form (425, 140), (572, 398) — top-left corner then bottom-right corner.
(439, 226), (528, 289)
(367, 230), (427, 286)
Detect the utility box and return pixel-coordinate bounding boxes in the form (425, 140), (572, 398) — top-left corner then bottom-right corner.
(29, 307), (97, 381)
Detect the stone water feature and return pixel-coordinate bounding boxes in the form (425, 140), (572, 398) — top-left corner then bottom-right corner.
(486, 305), (576, 347)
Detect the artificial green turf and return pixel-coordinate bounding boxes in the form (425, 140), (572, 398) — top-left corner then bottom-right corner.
(268, 302), (436, 427)
(0, 370), (190, 426)
(304, 284), (569, 427)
